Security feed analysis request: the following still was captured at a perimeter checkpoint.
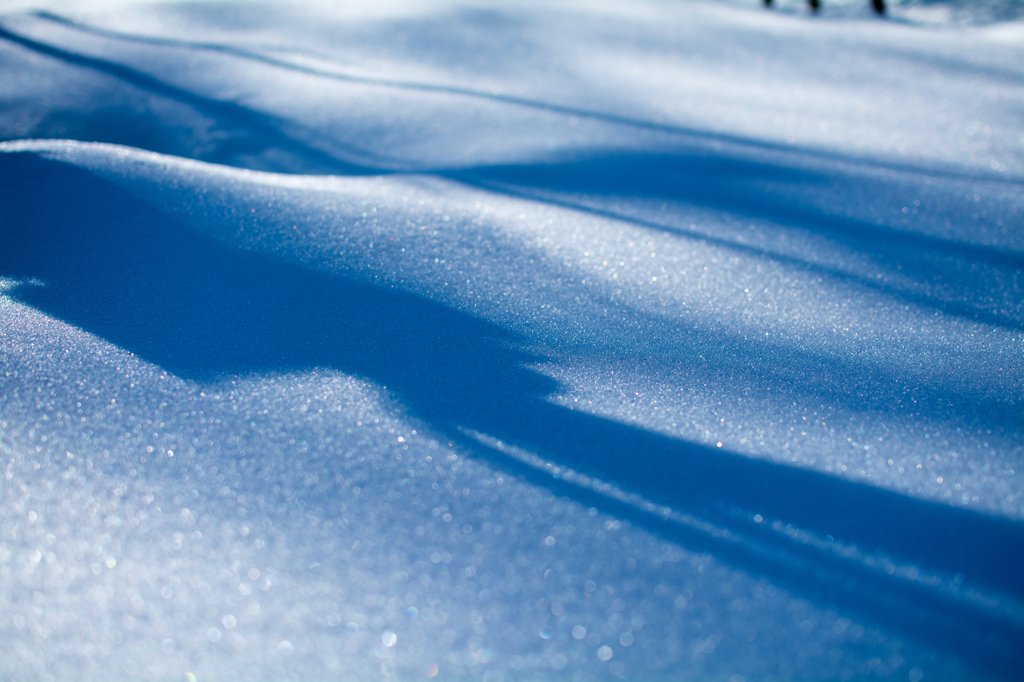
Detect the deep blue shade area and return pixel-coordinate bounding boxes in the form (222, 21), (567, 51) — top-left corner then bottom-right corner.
(2, 153), (1022, 677)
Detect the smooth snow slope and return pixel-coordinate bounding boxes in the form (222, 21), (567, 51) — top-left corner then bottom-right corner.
(0, 1), (1022, 680)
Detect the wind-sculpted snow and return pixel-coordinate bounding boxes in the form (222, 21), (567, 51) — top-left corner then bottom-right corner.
(1, 1), (1022, 680)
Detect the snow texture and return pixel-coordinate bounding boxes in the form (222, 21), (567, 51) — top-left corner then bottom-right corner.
(0, 0), (1022, 680)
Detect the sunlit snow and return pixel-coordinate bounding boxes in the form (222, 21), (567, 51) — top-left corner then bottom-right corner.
(1, 0), (1022, 680)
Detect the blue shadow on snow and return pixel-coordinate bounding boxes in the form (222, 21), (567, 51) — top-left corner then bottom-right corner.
(2, 17), (1020, 332)
(447, 152), (1024, 332)
(1, 153), (1022, 678)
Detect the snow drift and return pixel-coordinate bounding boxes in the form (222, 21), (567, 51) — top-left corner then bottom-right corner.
(1, 1), (1022, 680)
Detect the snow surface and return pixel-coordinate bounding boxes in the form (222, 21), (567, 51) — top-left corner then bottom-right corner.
(0, 0), (1022, 680)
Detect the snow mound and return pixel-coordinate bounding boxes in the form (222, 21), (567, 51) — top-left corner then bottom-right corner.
(1, 1), (1022, 680)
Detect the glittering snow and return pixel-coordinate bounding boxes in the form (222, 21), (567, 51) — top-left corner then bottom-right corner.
(1, 0), (1022, 680)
